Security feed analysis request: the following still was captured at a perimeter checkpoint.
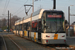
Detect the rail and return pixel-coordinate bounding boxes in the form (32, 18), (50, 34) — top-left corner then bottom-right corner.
(1, 36), (7, 50)
(7, 35), (22, 50)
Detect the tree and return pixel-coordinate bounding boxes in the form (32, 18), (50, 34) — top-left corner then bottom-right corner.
(0, 15), (20, 30)
(0, 20), (2, 28)
(0, 18), (7, 30)
(2, 18), (7, 26)
(11, 15), (21, 26)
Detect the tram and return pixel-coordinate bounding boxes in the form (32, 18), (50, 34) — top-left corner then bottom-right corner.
(13, 9), (66, 44)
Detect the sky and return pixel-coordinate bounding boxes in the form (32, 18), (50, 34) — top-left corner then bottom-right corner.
(0, 0), (75, 24)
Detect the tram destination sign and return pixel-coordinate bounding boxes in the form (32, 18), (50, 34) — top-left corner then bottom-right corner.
(47, 15), (62, 18)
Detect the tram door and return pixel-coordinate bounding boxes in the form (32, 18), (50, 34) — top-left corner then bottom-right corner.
(27, 24), (30, 38)
(38, 21), (41, 42)
(38, 32), (41, 42)
(28, 31), (29, 38)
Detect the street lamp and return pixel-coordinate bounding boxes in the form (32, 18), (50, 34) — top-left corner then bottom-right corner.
(68, 5), (75, 37)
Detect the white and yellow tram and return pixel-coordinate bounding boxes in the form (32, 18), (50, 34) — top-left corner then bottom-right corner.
(13, 9), (66, 44)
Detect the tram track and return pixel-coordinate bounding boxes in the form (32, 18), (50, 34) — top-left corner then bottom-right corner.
(1, 36), (7, 50)
(23, 37), (70, 50)
(0, 32), (75, 50)
(2, 35), (22, 50)
(8, 34), (75, 50)
(7, 35), (22, 50)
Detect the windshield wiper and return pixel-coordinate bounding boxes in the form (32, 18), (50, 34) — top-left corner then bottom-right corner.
(55, 26), (62, 34)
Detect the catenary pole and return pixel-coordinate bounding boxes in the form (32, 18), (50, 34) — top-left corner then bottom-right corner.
(32, 0), (34, 13)
(8, 10), (9, 32)
(68, 6), (70, 37)
(10, 13), (11, 29)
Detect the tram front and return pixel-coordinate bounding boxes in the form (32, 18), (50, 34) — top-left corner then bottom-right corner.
(41, 10), (66, 44)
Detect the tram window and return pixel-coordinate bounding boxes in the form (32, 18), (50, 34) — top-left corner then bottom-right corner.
(19, 24), (22, 30)
(23, 23), (26, 30)
(16, 25), (18, 30)
(15, 26), (16, 30)
(23, 23), (28, 31)
(17, 25), (19, 30)
(26, 23), (28, 30)
(32, 22), (37, 32)
(27, 23), (30, 31)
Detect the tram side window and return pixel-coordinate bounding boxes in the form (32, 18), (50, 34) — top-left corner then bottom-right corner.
(27, 22), (30, 31)
(24, 23), (26, 30)
(15, 26), (17, 30)
(17, 25), (19, 30)
(16, 25), (18, 30)
(16, 25), (17, 30)
(22, 24), (24, 30)
(24, 23), (28, 31)
(19, 24), (22, 30)
(32, 22), (37, 32)
(26, 23), (28, 31)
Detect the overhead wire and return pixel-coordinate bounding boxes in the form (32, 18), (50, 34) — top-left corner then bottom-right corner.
(2, 0), (10, 15)
(16, 8), (25, 15)
(2, 0), (8, 15)
(15, 0), (40, 17)
(4, 0), (10, 13)
(13, 0), (28, 15)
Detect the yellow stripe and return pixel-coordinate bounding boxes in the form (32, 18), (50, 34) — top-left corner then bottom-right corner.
(24, 31), (27, 36)
(34, 32), (36, 42)
(54, 34), (58, 40)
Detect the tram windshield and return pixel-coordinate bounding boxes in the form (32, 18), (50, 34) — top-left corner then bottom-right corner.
(42, 11), (65, 33)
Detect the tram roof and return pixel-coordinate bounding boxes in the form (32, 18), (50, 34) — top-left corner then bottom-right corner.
(15, 9), (64, 25)
(32, 9), (42, 16)
(44, 10), (64, 13)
